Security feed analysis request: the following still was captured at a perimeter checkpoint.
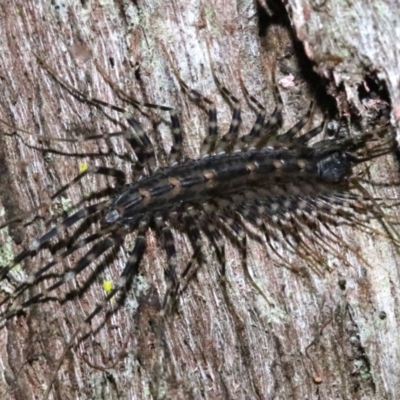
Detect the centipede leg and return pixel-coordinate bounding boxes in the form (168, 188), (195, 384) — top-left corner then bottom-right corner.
(201, 103), (219, 156)
(2, 231), (118, 321)
(154, 217), (179, 312)
(81, 218), (149, 340)
(276, 102), (313, 143)
(202, 220), (227, 296)
(178, 214), (204, 297)
(212, 76), (242, 154)
(168, 110), (184, 165)
(235, 94), (266, 151)
(38, 55), (172, 115)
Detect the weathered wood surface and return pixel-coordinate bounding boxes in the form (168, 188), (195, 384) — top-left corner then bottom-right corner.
(0, 1), (399, 399)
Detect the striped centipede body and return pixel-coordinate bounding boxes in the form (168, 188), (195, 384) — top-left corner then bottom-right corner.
(0, 52), (397, 341)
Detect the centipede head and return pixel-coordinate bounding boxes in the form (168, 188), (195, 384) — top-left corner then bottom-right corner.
(312, 125), (395, 184)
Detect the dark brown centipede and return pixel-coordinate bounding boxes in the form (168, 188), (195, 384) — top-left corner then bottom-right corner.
(0, 54), (398, 340)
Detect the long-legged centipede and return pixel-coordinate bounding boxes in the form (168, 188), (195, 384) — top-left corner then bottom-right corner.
(0, 50), (398, 344)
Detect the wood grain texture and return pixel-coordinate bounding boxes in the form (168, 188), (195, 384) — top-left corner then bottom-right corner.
(287, 0), (400, 123)
(0, 1), (399, 399)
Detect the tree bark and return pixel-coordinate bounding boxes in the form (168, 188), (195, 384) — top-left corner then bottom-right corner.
(0, 1), (399, 399)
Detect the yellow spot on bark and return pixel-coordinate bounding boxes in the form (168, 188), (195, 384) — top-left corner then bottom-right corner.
(103, 280), (113, 294)
(79, 162), (88, 173)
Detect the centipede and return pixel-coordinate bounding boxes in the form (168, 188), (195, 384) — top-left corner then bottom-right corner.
(0, 49), (398, 345)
